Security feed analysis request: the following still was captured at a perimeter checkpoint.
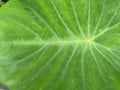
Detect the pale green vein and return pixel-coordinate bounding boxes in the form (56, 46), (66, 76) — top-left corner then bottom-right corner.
(1, 15), (43, 41)
(94, 22), (120, 38)
(15, 45), (47, 64)
(27, 4), (60, 40)
(31, 46), (64, 81)
(94, 44), (120, 72)
(81, 45), (87, 90)
(93, 0), (105, 36)
(51, 0), (75, 37)
(1, 39), (91, 46)
(70, 0), (86, 38)
(32, 49), (48, 67)
(95, 43), (120, 59)
(87, 0), (91, 37)
(61, 45), (78, 79)
(94, 3), (120, 38)
(90, 45), (108, 88)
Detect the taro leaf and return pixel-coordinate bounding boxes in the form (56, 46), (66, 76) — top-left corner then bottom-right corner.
(0, 0), (120, 90)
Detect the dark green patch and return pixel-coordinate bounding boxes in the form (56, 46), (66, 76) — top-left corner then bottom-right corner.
(0, 0), (9, 7)
(0, 83), (9, 90)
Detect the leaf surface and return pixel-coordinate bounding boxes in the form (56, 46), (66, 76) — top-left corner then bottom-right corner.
(0, 0), (120, 90)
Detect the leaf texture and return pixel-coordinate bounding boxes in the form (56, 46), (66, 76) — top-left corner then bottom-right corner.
(0, 0), (120, 90)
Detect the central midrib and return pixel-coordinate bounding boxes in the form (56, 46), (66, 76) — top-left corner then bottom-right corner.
(1, 38), (94, 46)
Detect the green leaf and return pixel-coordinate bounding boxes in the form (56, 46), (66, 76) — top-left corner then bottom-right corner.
(0, 0), (120, 90)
